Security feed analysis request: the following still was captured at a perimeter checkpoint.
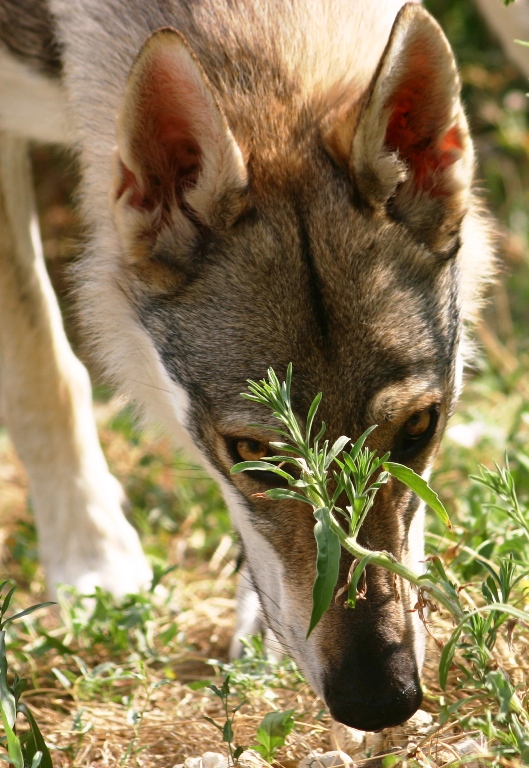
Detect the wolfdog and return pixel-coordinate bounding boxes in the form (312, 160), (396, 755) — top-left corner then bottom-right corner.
(0, 0), (493, 730)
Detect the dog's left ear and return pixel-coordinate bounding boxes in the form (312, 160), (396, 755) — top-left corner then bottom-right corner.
(112, 27), (247, 258)
(326, 4), (473, 256)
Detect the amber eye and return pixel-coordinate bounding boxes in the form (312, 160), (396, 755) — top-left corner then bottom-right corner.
(234, 438), (269, 462)
(405, 409), (432, 439)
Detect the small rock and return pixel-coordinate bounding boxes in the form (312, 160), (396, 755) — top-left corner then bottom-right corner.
(364, 732), (385, 754)
(238, 750), (273, 768)
(401, 709), (434, 737)
(330, 722), (365, 754)
(298, 749), (353, 768)
(184, 758), (202, 768)
(428, 736), (488, 768)
(451, 737), (488, 768)
(202, 753), (228, 768)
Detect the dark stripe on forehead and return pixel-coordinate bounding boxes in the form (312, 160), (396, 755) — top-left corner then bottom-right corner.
(295, 203), (329, 342)
(0, 0), (62, 78)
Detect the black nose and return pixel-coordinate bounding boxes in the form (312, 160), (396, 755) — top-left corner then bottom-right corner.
(323, 646), (423, 731)
(325, 676), (422, 731)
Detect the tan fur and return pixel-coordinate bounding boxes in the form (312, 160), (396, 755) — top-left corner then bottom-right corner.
(0, 133), (151, 595)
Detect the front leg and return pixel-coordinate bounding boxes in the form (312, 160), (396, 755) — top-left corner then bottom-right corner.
(0, 134), (151, 598)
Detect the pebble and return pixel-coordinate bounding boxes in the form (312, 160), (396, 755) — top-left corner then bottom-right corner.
(184, 759), (203, 768)
(238, 750), (273, 768)
(298, 749), (353, 768)
(329, 722), (365, 754)
(179, 750), (271, 768)
(202, 753), (228, 768)
(432, 736), (488, 768)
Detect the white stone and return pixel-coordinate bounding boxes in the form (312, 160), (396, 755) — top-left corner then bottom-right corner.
(298, 749), (353, 768)
(329, 722), (365, 754)
(401, 709), (434, 736)
(364, 731), (385, 753)
(238, 750), (273, 768)
(452, 737), (488, 768)
(184, 758), (203, 768)
(202, 753), (227, 768)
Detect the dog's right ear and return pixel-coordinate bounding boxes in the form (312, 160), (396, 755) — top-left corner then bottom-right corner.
(111, 27), (247, 261)
(324, 4), (473, 257)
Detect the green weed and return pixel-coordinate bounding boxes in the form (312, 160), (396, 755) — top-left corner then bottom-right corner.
(252, 709), (296, 763)
(204, 675), (247, 764)
(0, 581), (55, 768)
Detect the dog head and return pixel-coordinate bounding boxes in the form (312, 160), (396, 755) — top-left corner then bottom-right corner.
(97, 4), (492, 730)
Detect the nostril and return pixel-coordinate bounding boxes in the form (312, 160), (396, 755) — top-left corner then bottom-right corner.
(325, 678), (423, 732)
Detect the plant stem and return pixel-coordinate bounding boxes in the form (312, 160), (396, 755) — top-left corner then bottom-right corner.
(327, 515), (466, 619)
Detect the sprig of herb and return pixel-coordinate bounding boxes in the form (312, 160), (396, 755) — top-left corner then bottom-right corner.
(231, 366), (528, 641)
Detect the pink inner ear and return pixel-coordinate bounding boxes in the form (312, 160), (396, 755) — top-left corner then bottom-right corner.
(384, 59), (463, 196)
(116, 161), (145, 208)
(117, 51), (204, 212)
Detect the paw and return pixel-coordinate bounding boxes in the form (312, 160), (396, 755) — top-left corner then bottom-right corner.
(39, 472), (152, 599)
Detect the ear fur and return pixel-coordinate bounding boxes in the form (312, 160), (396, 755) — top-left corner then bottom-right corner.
(111, 27), (247, 262)
(327, 4), (473, 256)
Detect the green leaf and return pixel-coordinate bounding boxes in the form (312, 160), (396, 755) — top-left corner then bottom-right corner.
(232, 699), (247, 715)
(0, 702), (23, 768)
(284, 363), (293, 403)
(313, 421), (327, 444)
(208, 684), (223, 699)
(2, 603), (56, 627)
(221, 675), (230, 696)
(187, 679), (211, 691)
(17, 703), (53, 768)
(306, 392), (323, 441)
(222, 719), (234, 743)
(427, 555), (450, 583)
(324, 436), (350, 470)
(254, 710), (295, 761)
(268, 442), (301, 454)
(51, 668), (72, 690)
(12, 677), (27, 709)
(306, 508), (341, 638)
(382, 756), (402, 768)
(203, 715), (222, 732)
(439, 624), (463, 691)
(383, 462), (451, 529)
(0, 587), (17, 627)
(265, 489), (311, 505)
(347, 554), (376, 608)
(0, 632), (15, 730)
(230, 461), (293, 482)
(349, 425), (378, 463)
(33, 633), (73, 658)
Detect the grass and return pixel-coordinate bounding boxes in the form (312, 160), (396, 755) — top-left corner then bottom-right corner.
(1, 1), (529, 766)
